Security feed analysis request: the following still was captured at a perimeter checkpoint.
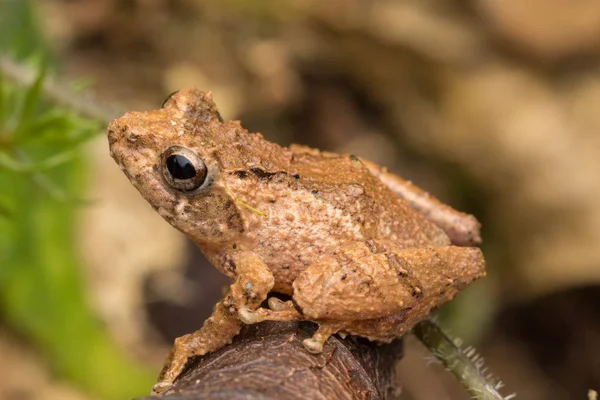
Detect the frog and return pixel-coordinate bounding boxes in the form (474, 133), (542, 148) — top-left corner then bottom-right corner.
(107, 88), (486, 395)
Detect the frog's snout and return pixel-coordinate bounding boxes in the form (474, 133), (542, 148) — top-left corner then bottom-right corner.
(107, 116), (143, 160)
(107, 118), (126, 146)
(107, 117), (135, 168)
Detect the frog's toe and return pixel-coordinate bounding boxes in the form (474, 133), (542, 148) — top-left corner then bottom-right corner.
(303, 337), (324, 354)
(268, 297), (295, 311)
(302, 322), (344, 354)
(151, 381), (173, 396)
(238, 307), (263, 324)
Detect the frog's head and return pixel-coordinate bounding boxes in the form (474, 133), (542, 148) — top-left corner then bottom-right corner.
(107, 88), (247, 246)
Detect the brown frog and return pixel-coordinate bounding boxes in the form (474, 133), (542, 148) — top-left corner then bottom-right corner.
(107, 88), (486, 394)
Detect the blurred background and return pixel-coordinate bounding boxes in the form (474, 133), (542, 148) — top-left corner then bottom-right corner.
(1, 0), (599, 399)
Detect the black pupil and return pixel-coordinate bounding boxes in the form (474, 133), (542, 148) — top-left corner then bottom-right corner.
(166, 155), (196, 179)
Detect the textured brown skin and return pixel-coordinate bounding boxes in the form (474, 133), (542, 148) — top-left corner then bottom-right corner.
(107, 88), (486, 394)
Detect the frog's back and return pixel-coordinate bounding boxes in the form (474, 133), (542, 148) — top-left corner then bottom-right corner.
(289, 146), (449, 247)
(239, 145), (449, 293)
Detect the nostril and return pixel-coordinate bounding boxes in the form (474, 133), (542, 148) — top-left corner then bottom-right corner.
(127, 130), (139, 143)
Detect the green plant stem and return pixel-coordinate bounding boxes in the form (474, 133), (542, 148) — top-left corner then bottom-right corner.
(0, 53), (119, 124)
(413, 319), (515, 400)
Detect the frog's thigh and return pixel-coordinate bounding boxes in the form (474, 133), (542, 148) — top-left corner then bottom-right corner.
(293, 241), (485, 321)
(361, 157), (481, 246)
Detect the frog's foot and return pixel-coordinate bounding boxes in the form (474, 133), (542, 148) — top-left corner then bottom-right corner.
(268, 297), (296, 311)
(303, 322), (344, 354)
(154, 304), (244, 394)
(151, 381), (172, 396)
(238, 306), (303, 324)
(152, 332), (197, 396)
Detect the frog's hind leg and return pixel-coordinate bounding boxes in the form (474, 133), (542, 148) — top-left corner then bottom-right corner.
(360, 157), (481, 246)
(292, 240), (485, 337)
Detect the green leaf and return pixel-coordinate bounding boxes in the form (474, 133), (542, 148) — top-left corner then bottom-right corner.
(1, 158), (155, 399)
(0, 198), (13, 219)
(0, 151), (21, 171)
(17, 65), (46, 131)
(0, 69), (5, 125)
(35, 149), (78, 171)
(0, 2), (156, 399)
(0, 0), (50, 62)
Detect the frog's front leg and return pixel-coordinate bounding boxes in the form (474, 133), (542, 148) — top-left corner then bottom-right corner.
(361, 158), (481, 246)
(153, 251), (274, 395)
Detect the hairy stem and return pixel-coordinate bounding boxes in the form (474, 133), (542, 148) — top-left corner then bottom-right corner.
(413, 319), (515, 400)
(0, 53), (119, 124)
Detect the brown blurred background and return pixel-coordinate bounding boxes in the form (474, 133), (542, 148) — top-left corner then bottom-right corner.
(3, 0), (600, 399)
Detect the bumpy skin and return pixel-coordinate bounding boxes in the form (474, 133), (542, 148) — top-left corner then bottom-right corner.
(107, 89), (486, 394)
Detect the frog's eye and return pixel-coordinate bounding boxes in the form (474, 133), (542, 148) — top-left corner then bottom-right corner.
(161, 146), (208, 192)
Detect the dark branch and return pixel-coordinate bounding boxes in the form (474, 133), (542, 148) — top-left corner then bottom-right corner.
(138, 321), (403, 400)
